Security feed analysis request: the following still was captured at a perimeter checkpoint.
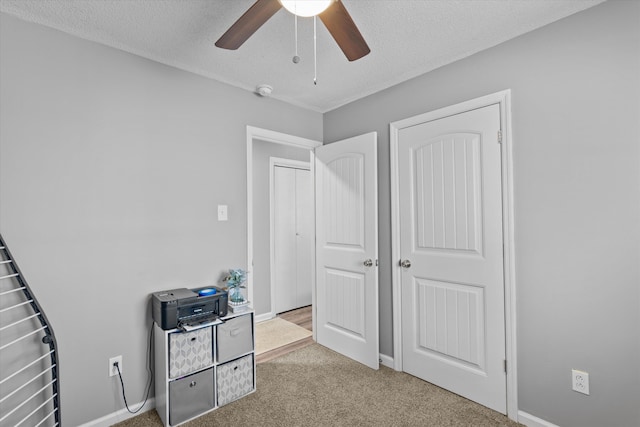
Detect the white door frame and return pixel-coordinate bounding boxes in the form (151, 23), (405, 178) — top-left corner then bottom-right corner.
(269, 157), (311, 319)
(246, 126), (321, 324)
(389, 90), (518, 420)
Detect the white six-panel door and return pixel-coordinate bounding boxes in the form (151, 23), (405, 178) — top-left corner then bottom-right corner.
(315, 132), (379, 369)
(397, 104), (507, 413)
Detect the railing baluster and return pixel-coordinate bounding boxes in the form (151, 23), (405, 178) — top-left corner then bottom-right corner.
(0, 286), (27, 297)
(15, 393), (57, 427)
(0, 233), (60, 426)
(0, 351), (54, 386)
(34, 408), (59, 427)
(0, 380), (56, 423)
(0, 325), (48, 351)
(0, 312), (41, 332)
(0, 299), (35, 314)
(0, 365), (54, 404)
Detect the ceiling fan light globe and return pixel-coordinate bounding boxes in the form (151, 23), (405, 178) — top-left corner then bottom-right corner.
(279, 0), (332, 17)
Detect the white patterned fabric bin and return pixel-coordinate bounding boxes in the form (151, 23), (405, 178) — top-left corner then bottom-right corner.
(217, 354), (254, 406)
(169, 327), (213, 379)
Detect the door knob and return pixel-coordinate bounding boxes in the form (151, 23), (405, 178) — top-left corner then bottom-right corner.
(400, 259), (412, 268)
(364, 259), (373, 267)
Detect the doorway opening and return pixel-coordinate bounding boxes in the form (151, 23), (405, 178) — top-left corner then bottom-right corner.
(255, 305), (313, 364)
(246, 126), (321, 329)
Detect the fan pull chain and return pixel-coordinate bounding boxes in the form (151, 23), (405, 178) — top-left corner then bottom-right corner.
(314, 16), (317, 85)
(292, 15), (300, 64)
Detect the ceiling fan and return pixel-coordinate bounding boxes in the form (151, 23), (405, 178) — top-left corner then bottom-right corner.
(215, 0), (370, 62)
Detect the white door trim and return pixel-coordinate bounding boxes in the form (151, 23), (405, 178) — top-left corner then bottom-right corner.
(269, 157), (311, 319)
(246, 126), (321, 325)
(389, 90), (518, 420)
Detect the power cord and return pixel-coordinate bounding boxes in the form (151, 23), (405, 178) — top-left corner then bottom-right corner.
(114, 322), (154, 414)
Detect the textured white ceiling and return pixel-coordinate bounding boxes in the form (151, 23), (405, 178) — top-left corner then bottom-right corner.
(0, 0), (605, 112)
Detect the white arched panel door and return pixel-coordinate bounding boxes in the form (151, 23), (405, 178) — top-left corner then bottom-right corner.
(397, 104), (507, 413)
(315, 132), (379, 369)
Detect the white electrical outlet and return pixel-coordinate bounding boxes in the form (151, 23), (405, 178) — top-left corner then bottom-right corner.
(572, 369), (589, 395)
(109, 355), (123, 377)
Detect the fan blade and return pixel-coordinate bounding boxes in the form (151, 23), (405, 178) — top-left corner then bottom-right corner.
(319, 0), (370, 61)
(215, 0), (282, 50)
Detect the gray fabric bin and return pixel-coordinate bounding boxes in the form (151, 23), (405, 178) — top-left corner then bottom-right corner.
(216, 315), (253, 363)
(169, 368), (214, 425)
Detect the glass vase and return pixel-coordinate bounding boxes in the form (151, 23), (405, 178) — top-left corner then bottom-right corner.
(229, 287), (244, 303)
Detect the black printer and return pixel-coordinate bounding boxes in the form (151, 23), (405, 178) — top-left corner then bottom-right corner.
(151, 286), (228, 330)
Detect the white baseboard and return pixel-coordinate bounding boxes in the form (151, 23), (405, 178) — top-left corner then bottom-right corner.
(518, 411), (561, 427)
(379, 353), (394, 369)
(79, 398), (155, 427)
(254, 312), (276, 323)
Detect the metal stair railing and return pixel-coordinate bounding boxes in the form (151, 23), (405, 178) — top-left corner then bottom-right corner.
(0, 234), (60, 427)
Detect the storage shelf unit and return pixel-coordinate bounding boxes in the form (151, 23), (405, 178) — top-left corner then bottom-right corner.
(154, 311), (255, 426)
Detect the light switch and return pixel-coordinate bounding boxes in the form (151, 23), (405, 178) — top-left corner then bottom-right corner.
(217, 205), (228, 221)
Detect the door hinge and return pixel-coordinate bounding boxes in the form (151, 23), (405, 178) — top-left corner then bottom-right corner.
(503, 359), (507, 373)
(498, 130), (503, 144)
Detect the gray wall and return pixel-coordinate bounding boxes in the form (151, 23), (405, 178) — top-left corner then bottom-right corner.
(323, 1), (639, 426)
(0, 13), (322, 426)
(252, 140), (312, 316)
(2, 1), (639, 426)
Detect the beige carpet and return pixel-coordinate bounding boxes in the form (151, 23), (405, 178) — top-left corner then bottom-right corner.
(116, 343), (523, 427)
(255, 317), (312, 355)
